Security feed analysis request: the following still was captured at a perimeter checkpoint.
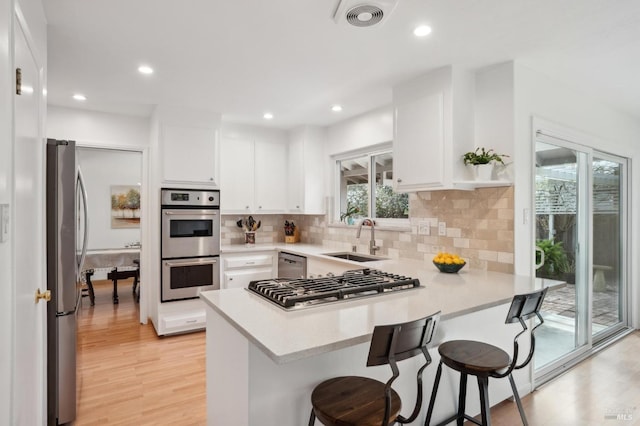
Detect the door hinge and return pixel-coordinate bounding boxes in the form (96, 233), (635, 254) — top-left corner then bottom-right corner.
(16, 68), (22, 95)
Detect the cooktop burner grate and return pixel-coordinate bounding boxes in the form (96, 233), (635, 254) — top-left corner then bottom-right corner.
(247, 268), (420, 309)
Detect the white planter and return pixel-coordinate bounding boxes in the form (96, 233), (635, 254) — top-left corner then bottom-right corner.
(473, 164), (494, 181)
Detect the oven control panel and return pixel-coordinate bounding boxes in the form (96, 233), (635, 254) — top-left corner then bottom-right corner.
(161, 189), (220, 208)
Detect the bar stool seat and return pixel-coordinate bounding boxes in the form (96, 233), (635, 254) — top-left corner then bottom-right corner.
(438, 341), (510, 375)
(311, 376), (401, 426)
(309, 311), (440, 426)
(425, 288), (548, 426)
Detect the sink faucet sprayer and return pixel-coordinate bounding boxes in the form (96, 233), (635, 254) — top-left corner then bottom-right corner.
(355, 218), (379, 255)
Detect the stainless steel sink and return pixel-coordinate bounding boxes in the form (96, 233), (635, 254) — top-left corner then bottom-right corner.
(322, 252), (388, 262)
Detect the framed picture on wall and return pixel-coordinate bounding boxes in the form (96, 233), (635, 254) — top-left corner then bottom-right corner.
(111, 185), (141, 228)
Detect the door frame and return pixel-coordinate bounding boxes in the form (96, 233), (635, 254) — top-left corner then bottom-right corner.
(75, 142), (149, 325)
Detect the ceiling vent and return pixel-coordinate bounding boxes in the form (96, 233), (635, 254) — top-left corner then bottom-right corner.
(333, 0), (399, 27)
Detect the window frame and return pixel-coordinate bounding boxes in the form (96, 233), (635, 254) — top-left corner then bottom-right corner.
(332, 142), (409, 228)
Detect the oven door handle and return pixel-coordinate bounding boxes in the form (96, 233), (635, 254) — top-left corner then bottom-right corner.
(164, 259), (218, 267)
(164, 211), (219, 216)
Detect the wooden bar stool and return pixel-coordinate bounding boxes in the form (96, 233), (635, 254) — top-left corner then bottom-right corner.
(425, 288), (548, 426)
(309, 311), (440, 426)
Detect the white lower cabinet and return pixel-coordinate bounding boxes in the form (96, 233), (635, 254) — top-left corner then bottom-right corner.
(307, 258), (354, 278)
(222, 251), (276, 289)
(155, 299), (207, 336)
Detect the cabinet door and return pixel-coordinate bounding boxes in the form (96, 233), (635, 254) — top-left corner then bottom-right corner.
(393, 93), (444, 191)
(223, 268), (274, 289)
(288, 138), (304, 212)
(254, 140), (287, 213)
(220, 138), (254, 212)
(162, 125), (218, 184)
(306, 259), (353, 278)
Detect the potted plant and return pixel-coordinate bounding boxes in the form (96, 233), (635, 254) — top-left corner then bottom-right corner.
(535, 239), (570, 279)
(340, 204), (360, 225)
(462, 147), (509, 181)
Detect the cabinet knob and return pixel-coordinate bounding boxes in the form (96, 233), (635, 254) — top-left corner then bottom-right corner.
(229, 277), (233, 281)
(209, 177), (214, 181)
(397, 178), (403, 183)
(296, 205), (300, 209)
(246, 206), (250, 209)
(259, 206), (262, 209)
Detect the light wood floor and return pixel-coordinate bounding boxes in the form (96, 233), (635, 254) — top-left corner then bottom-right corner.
(76, 280), (206, 425)
(478, 331), (640, 426)
(77, 281), (639, 425)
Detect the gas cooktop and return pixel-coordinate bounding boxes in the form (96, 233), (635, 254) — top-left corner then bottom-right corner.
(247, 268), (421, 310)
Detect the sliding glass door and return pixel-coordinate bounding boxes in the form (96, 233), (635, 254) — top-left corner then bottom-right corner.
(533, 132), (628, 379)
(591, 154), (627, 340)
(534, 141), (589, 370)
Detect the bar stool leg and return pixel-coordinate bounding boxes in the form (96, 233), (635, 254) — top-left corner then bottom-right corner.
(477, 376), (491, 426)
(308, 409), (316, 426)
(508, 373), (528, 426)
(457, 373), (467, 426)
(425, 360), (443, 425)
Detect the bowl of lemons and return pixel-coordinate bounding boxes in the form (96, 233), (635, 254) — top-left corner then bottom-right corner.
(432, 252), (466, 273)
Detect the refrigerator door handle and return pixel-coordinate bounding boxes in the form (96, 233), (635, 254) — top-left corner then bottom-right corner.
(77, 167), (89, 282)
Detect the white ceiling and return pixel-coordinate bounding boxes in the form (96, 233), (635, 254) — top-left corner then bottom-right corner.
(44, 0), (640, 129)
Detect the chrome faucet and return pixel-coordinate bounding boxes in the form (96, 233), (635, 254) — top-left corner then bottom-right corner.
(356, 218), (380, 255)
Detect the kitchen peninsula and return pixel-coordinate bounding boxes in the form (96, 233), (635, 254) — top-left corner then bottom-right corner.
(201, 249), (552, 426)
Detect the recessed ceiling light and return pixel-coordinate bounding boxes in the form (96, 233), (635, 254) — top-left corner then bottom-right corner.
(73, 94), (87, 101)
(263, 112), (274, 120)
(138, 65), (154, 75)
(331, 105), (343, 112)
(413, 25), (432, 37)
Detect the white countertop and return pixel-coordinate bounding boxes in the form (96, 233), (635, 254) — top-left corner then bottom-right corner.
(204, 243), (558, 364)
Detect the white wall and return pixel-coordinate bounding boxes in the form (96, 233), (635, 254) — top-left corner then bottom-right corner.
(324, 106), (394, 205)
(325, 105), (393, 157)
(221, 121), (288, 144)
(77, 147), (142, 250)
(474, 62), (515, 181)
(47, 105), (149, 148)
(512, 62), (640, 327)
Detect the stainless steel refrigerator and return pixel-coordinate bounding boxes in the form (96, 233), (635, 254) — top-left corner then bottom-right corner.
(46, 139), (88, 425)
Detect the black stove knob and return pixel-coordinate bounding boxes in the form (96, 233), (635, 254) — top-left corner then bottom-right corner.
(208, 196), (214, 202)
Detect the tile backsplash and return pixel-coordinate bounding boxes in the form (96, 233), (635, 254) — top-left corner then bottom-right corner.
(221, 186), (514, 273)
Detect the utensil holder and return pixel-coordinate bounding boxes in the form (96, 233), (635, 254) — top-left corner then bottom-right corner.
(245, 231), (256, 245)
(284, 228), (300, 243)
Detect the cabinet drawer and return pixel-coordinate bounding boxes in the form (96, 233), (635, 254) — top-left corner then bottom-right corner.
(159, 310), (206, 334)
(224, 254), (274, 269)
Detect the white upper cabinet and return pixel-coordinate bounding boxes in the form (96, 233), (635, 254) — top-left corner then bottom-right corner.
(220, 137), (254, 212)
(393, 65), (478, 191)
(155, 105), (221, 187)
(219, 124), (288, 214)
(161, 124), (219, 185)
(254, 140), (287, 212)
(394, 93), (444, 189)
(287, 126), (325, 214)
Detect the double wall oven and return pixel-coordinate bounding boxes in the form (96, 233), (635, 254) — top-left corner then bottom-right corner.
(161, 188), (220, 302)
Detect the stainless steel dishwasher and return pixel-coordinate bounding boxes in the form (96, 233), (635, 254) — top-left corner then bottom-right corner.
(278, 252), (307, 279)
